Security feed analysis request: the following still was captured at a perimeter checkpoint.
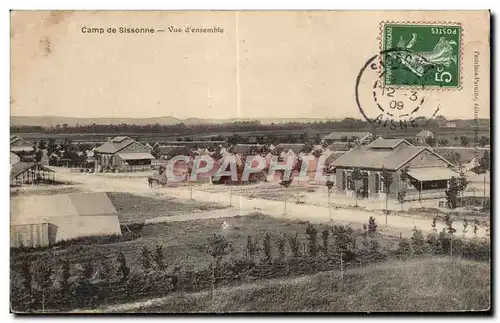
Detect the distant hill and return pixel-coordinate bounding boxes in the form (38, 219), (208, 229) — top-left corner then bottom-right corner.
(10, 116), (342, 127)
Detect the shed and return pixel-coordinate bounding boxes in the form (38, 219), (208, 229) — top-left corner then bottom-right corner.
(11, 192), (122, 248)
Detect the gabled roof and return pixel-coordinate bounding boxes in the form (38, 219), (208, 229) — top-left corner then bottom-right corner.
(94, 136), (143, 154)
(10, 162), (54, 179)
(322, 132), (371, 141)
(324, 151), (348, 166)
(326, 142), (350, 151)
(275, 143), (306, 154)
(367, 138), (412, 149)
(11, 192), (119, 225)
(10, 135), (32, 147)
(332, 141), (451, 171)
(110, 136), (133, 143)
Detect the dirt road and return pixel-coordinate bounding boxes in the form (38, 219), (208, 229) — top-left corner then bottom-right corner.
(54, 169), (488, 238)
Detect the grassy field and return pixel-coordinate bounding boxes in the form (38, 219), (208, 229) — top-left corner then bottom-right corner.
(113, 257), (490, 313)
(107, 192), (227, 224)
(11, 213), (400, 274)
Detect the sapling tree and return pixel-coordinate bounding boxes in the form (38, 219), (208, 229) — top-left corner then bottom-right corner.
(445, 172), (469, 209)
(288, 233), (300, 258)
(326, 180), (334, 221)
(305, 223), (318, 258)
(35, 259), (53, 312)
(206, 233), (231, 300)
(116, 251), (130, 283)
(410, 228), (427, 256)
(462, 218), (469, 238)
(321, 227), (330, 256)
(262, 232), (272, 263)
(245, 235), (259, 262)
(381, 167), (394, 227)
(276, 234), (286, 261)
(331, 225), (356, 279)
(444, 214), (457, 257)
(141, 246), (152, 271)
(279, 173), (293, 214)
(294, 156), (303, 202)
(367, 216), (378, 236)
(153, 245), (165, 270)
(473, 218), (480, 236)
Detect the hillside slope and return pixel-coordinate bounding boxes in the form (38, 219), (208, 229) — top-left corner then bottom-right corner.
(92, 257), (490, 313)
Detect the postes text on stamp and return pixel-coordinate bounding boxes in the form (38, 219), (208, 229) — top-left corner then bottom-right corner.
(382, 23), (462, 88)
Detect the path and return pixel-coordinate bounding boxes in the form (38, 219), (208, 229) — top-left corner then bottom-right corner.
(54, 169), (488, 238)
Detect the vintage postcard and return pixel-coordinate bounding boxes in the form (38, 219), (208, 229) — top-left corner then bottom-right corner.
(10, 10), (491, 313)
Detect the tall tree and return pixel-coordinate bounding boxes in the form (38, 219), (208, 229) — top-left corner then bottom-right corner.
(472, 152), (490, 206)
(380, 167), (394, 228)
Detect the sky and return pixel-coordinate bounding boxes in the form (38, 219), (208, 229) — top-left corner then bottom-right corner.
(10, 11), (491, 120)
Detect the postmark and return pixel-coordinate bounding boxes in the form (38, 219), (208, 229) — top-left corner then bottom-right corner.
(355, 49), (440, 129)
(381, 22), (463, 89)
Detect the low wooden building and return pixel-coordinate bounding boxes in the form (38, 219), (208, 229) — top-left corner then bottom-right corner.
(331, 138), (456, 201)
(10, 162), (55, 186)
(94, 136), (155, 171)
(10, 135), (35, 161)
(11, 192), (122, 248)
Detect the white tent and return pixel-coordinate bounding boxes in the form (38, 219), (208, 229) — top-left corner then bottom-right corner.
(11, 192), (122, 248)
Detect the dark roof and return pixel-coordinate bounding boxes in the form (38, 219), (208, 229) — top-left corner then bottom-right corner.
(322, 132), (371, 141)
(275, 143), (306, 154)
(332, 144), (450, 171)
(94, 137), (145, 154)
(110, 136), (133, 143)
(10, 162), (54, 179)
(367, 138), (412, 149)
(10, 135), (33, 148)
(326, 142), (350, 151)
(230, 144), (265, 154)
(324, 151), (348, 166)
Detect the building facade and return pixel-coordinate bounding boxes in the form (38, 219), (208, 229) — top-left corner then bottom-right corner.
(332, 138), (455, 201)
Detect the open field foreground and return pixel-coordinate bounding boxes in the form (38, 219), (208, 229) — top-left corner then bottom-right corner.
(85, 257), (490, 313)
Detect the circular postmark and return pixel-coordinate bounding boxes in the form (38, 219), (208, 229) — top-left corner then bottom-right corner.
(355, 49), (441, 130)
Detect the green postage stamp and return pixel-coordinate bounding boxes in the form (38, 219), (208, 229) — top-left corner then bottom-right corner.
(382, 23), (462, 88)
